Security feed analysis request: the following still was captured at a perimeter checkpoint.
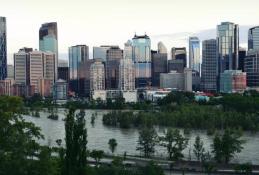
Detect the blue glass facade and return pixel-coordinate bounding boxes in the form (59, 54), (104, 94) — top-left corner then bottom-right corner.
(132, 34), (151, 88)
(39, 22), (58, 81)
(68, 45), (89, 94)
(0, 17), (7, 80)
(217, 22), (239, 73)
(135, 62), (151, 87)
(189, 37), (200, 74)
(248, 26), (259, 50)
(132, 34), (151, 62)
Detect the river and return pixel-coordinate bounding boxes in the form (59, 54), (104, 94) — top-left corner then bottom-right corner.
(23, 109), (259, 165)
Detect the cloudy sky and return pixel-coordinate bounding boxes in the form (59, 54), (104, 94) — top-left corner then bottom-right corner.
(1, 0), (259, 63)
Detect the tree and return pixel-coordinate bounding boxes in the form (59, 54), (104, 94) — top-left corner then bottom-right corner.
(136, 127), (158, 158)
(211, 133), (222, 163)
(108, 138), (118, 154)
(0, 96), (43, 175)
(157, 91), (195, 106)
(212, 129), (244, 163)
(37, 146), (58, 175)
(91, 112), (97, 126)
(64, 108), (88, 175)
(193, 136), (205, 162)
(160, 128), (188, 160)
(90, 150), (104, 166)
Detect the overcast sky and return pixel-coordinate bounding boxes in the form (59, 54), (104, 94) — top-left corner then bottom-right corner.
(1, 0), (259, 62)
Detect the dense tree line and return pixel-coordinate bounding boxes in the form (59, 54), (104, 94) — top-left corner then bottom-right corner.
(102, 105), (259, 132)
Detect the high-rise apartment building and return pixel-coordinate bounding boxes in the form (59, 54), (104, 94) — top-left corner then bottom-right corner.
(217, 22), (239, 73)
(39, 22), (58, 80)
(90, 60), (105, 91)
(68, 45), (89, 94)
(14, 49), (55, 96)
(248, 26), (259, 50)
(43, 52), (56, 84)
(0, 17), (7, 80)
(29, 51), (45, 94)
(14, 48), (32, 85)
(201, 39), (217, 92)
(119, 59), (135, 90)
(132, 34), (151, 88)
(189, 37), (200, 74)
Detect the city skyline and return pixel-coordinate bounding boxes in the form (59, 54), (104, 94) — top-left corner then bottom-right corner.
(1, 0), (259, 63)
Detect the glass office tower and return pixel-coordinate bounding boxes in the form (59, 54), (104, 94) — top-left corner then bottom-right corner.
(39, 22), (58, 81)
(248, 26), (259, 50)
(201, 39), (217, 92)
(132, 34), (151, 88)
(151, 51), (167, 87)
(105, 46), (123, 89)
(189, 37), (200, 74)
(68, 45), (89, 94)
(244, 50), (259, 87)
(217, 22), (239, 73)
(0, 17), (7, 80)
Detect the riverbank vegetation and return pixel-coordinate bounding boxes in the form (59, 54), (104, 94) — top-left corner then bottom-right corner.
(103, 91), (259, 132)
(136, 126), (245, 169)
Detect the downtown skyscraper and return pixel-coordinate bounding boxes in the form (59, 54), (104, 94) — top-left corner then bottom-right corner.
(39, 22), (58, 81)
(217, 22), (239, 73)
(14, 48), (55, 96)
(105, 46), (123, 90)
(132, 34), (151, 88)
(201, 39), (217, 91)
(248, 26), (259, 50)
(0, 17), (7, 80)
(189, 37), (200, 74)
(119, 59), (135, 91)
(68, 45), (89, 94)
(90, 60), (105, 91)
